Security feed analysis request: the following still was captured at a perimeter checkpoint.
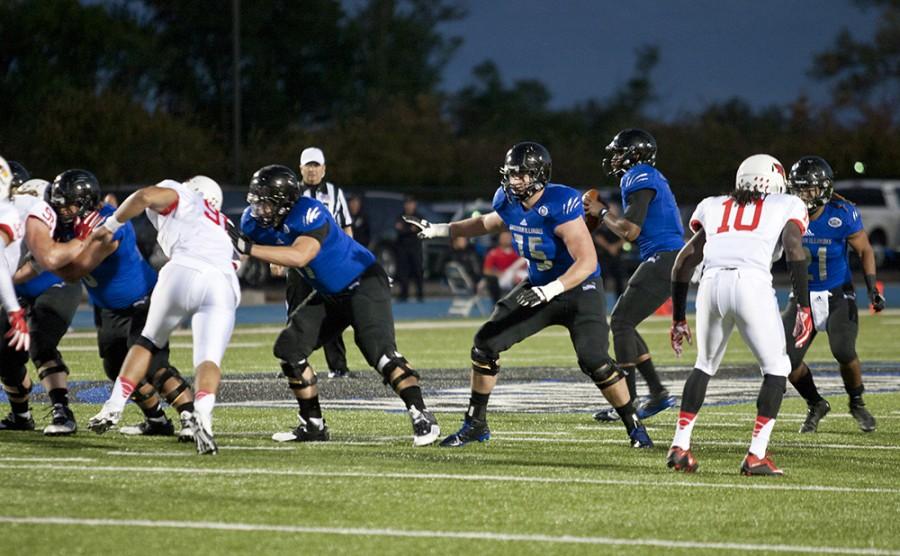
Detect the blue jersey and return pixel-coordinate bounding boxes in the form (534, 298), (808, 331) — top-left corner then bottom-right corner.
(619, 164), (684, 260)
(84, 204), (157, 309)
(493, 183), (601, 286)
(241, 197), (376, 295)
(804, 200), (864, 291)
(15, 271), (65, 300)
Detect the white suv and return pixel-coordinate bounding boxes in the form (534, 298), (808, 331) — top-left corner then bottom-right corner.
(833, 179), (900, 266)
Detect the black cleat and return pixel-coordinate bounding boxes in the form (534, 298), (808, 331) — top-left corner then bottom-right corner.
(849, 402), (876, 433)
(272, 415), (330, 442)
(118, 417), (175, 436)
(799, 399), (830, 433)
(0, 412), (35, 431)
(44, 404), (77, 436)
(439, 418), (490, 447)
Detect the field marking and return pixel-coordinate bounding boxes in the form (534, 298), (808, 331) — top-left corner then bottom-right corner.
(495, 437), (900, 450)
(2, 463), (899, 495)
(0, 516), (897, 555)
(0, 456), (95, 463)
(59, 342), (264, 351)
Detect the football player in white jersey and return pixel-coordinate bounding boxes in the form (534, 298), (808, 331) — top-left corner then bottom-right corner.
(88, 176), (239, 455)
(0, 157), (29, 353)
(666, 154), (813, 476)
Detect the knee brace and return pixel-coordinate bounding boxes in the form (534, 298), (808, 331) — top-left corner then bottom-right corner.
(376, 352), (420, 389)
(38, 363), (70, 381)
(281, 360), (317, 393)
(1, 366), (31, 398)
(131, 379), (158, 404)
(149, 366), (191, 404)
(134, 335), (164, 354)
(471, 347), (500, 377)
(583, 359), (625, 389)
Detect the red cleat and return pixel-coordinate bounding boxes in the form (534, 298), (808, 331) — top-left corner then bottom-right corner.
(666, 446), (699, 473)
(741, 452), (783, 476)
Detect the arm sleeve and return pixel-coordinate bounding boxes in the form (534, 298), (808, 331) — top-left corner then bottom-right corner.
(623, 189), (655, 228)
(0, 253), (22, 313)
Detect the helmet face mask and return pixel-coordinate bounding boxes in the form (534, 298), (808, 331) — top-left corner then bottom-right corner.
(603, 129), (657, 177)
(500, 142), (552, 202)
(247, 165), (301, 228)
(788, 156), (834, 212)
(735, 154), (787, 195)
(49, 169), (102, 224)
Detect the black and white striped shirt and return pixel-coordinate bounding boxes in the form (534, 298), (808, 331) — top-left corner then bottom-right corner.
(302, 181), (352, 229)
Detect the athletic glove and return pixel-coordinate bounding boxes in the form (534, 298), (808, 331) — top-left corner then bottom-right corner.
(793, 305), (813, 349)
(670, 319), (692, 357)
(5, 308), (29, 352)
(401, 216), (450, 239)
(226, 218), (254, 255)
(870, 289), (886, 313)
(75, 210), (105, 240)
(515, 280), (565, 308)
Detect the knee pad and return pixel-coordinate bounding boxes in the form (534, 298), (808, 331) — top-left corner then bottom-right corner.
(583, 359), (625, 389)
(38, 363), (70, 381)
(471, 347), (500, 377)
(134, 335), (163, 354)
(376, 352), (420, 389)
(280, 360), (317, 393)
(149, 366), (191, 403)
(1, 366), (31, 397)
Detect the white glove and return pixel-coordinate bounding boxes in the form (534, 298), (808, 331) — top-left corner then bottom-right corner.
(515, 280), (565, 307)
(401, 216), (450, 239)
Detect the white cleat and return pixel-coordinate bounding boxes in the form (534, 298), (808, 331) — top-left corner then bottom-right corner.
(410, 407), (440, 447)
(182, 410), (217, 455)
(87, 405), (121, 435)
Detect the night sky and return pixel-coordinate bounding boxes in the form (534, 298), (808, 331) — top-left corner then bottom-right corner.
(438, 0), (881, 117)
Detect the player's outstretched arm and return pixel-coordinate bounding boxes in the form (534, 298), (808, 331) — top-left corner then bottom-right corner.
(103, 186), (178, 233)
(848, 230), (886, 312)
(25, 217), (85, 272)
(403, 211), (504, 240)
(54, 238), (119, 282)
(246, 235), (322, 269)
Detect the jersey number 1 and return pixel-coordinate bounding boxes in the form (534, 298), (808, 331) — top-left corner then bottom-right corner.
(716, 198), (763, 233)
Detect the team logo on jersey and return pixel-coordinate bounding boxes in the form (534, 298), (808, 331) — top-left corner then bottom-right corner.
(538, 206), (549, 217)
(304, 206), (322, 226)
(581, 282), (597, 291)
(563, 196), (579, 215)
(828, 217), (842, 228)
(520, 218), (528, 226)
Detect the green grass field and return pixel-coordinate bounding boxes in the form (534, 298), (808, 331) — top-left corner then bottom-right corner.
(1, 312), (899, 555)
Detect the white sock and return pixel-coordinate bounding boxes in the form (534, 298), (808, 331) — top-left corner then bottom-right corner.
(749, 416), (775, 458)
(107, 377), (135, 414)
(672, 411), (697, 450)
(194, 391), (216, 422)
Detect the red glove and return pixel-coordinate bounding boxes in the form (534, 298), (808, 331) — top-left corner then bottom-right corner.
(6, 308), (30, 352)
(670, 319), (692, 357)
(793, 305), (813, 349)
(74, 211), (104, 240)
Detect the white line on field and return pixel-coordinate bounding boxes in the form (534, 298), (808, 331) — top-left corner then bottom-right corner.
(2, 463), (899, 495)
(0, 456), (95, 463)
(495, 437), (900, 450)
(0, 516), (896, 555)
(59, 342), (264, 351)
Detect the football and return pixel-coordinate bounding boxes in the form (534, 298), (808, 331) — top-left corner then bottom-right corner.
(583, 188), (602, 231)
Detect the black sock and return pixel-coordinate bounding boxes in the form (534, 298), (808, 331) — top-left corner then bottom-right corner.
(846, 384), (865, 406)
(299, 396), (322, 421)
(681, 369), (711, 415)
(625, 367), (638, 401)
(757, 375), (787, 419)
(140, 402), (166, 420)
(614, 402), (639, 433)
(398, 385), (426, 411)
(48, 388), (69, 407)
(636, 358), (665, 397)
(792, 370), (823, 404)
(10, 399), (29, 415)
(176, 401), (195, 414)
(467, 391), (490, 422)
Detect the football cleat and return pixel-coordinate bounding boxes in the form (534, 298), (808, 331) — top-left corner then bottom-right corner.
(666, 446), (698, 472)
(439, 418), (490, 448)
(178, 413), (196, 442)
(182, 411), (217, 455)
(592, 406), (621, 422)
(118, 417), (175, 436)
(0, 412), (35, 431)
(271, 415), (330, 442)
(740, 452), (783, 476)
(636, 392), (677, 420)
(87, 405), (122, 435)
(799, 399), (830, 433)
(44, 404), (77, 436)
(629, 425), (654, 448)
(409, 407), (440, 447)
(849, 402), (876, 433)
(328, 369), (350, 378)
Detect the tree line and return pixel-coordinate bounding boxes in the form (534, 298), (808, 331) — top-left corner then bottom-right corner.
(1, 0), (897, 201)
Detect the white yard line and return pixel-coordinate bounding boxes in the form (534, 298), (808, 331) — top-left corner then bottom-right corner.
(1, 463), (899, 495)
(0, 456), (95, 463)
(0, 516), (895, 555)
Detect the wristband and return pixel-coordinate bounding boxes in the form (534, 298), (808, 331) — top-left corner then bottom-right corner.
(432, 223), (450, 238)
(103, 214), (124, 234)
(671, 281), (689, 321)
(598, 208), (609, 221)
(543, 279), (565, 300)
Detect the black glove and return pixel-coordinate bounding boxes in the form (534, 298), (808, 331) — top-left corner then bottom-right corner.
(226, 218), (254, 255)
(870, 289), (886, 313)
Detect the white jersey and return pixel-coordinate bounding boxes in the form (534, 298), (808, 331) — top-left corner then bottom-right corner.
(690, 193), (808, 278)
(0, 202), (25, 274)
(145, 180), (235, 274)
(12, 193), (57, 240)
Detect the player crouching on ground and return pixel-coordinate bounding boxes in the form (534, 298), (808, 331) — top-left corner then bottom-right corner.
(227, 165), (440, 446)
(404, 142), (653, 449)
(88, 177), (238, 455)
(782, 156), (884, 433)
(667, 154), (812, 476)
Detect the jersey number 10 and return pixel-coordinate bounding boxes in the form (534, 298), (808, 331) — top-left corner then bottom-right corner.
(716, 198), (763, 233)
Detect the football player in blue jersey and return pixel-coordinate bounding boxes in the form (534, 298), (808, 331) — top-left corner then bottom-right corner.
(782, 156), (885, 433)
(48, 170), (196, 439)
(585, 129), (680, 422)
(404, 142), (652, 448)
(228, 165), (441, 446)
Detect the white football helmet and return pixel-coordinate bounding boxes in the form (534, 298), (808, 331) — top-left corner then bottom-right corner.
(0, 155), (12, 200)
(185, 175), (223, 211)
(735, 154), (787, 195)
(14, 178), (50, 200)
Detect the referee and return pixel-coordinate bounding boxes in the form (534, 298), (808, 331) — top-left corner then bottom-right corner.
(298, 147), (354, 378)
